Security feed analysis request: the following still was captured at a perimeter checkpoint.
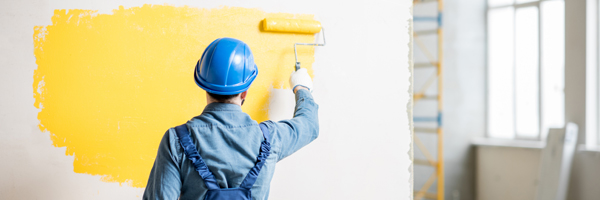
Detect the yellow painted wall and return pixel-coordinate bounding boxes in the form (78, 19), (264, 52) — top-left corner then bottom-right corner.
(33, 5), (315, 187)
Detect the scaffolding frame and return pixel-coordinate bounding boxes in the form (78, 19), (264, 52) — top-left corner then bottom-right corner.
(412, 0), (443, 199)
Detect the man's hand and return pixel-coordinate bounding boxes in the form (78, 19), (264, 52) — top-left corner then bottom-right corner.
(289, 68), (313, 93)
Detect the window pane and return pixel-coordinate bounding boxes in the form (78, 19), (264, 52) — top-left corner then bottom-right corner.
(541, 1), (565, 139)
(515, 6), (540, 138)
(597, 0), (600, 147)
(488, 0), (514, 7)
(516, 0), (537, 4)
(488, 7), (515, 139)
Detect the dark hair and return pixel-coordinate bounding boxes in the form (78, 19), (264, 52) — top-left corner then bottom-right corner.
(207, 92), (240, 103)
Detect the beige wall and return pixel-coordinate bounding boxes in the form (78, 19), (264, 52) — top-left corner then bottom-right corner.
(476, 146), (542, 200)
(476, 144), (600, 200)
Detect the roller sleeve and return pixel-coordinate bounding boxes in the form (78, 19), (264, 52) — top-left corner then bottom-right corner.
(263, 18), (322, 34)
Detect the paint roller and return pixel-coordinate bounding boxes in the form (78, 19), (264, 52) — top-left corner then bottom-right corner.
(262, 18), (326, 71)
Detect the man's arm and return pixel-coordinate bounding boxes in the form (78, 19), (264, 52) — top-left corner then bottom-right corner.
(143, 129), (182, 200)
(269, 69), (319, 161)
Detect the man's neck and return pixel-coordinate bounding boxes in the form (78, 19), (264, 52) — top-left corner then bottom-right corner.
(206, 99), (242, 107)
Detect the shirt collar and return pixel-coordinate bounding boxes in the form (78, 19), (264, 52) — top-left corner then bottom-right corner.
(202, 102), (243, 112)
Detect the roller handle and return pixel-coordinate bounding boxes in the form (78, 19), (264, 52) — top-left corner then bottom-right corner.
(295, 62), (301, 71)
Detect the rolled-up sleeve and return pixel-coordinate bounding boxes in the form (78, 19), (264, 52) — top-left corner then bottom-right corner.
(269, 89), (319, 161)
(143, 129), (182, 200)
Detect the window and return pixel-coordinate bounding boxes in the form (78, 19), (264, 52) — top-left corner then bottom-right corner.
(487, 0), (565, 140)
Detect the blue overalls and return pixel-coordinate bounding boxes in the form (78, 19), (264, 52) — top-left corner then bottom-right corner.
(174, 122), (271, 200)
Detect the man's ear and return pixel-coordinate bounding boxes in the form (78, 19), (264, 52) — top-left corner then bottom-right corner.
(240, 91), (248, 100)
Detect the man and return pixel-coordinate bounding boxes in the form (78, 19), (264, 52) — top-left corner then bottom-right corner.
(143, 37), (319, 200)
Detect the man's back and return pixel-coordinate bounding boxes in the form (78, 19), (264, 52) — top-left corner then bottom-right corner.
(144, 89), (319, 200)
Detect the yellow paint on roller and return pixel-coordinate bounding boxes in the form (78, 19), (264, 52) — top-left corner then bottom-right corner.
(263, 18), (322, 34)
(33, 5), (316, 187)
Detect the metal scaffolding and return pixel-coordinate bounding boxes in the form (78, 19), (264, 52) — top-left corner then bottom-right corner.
(413, 0), (443, 199)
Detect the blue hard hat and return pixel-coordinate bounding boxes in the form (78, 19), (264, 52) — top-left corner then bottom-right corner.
(194, 38), (258, 95)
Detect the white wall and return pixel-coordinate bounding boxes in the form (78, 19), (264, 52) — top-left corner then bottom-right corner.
(0, 0), (412, 199)
(442, 0), (487, 199)
(412, 0), (600, 199)
(412, 0), (486, 199)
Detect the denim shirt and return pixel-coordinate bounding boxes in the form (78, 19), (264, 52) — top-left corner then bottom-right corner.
(143, 89), (319, 200)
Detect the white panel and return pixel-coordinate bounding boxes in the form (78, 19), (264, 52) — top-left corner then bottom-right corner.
(488, 7), (515, 139)
(535, 123), (578, 200)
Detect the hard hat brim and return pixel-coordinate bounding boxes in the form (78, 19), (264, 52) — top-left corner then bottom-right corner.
(194, 64), (258, 95)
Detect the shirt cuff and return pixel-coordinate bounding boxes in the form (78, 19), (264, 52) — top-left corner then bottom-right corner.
(295, 87), (313, 100)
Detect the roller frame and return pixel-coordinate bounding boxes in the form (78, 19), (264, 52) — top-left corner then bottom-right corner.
(294, 28), (326, 71)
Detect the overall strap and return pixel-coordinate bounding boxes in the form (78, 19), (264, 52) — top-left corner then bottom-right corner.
(174, 124), (220, 190)
(239, 122), (272, 189)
